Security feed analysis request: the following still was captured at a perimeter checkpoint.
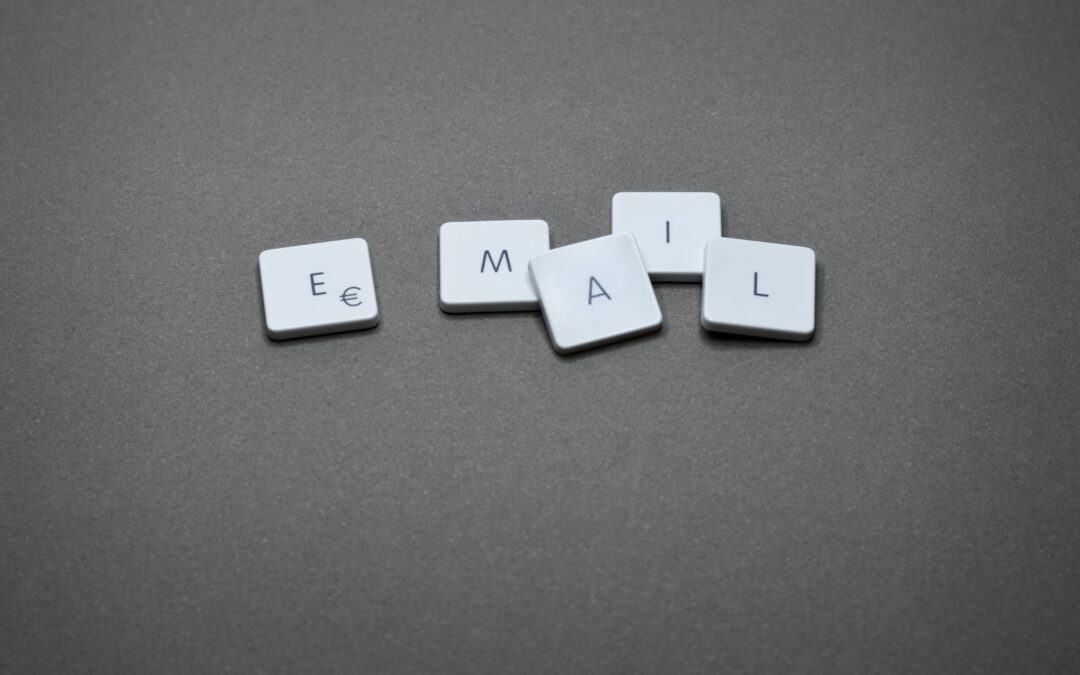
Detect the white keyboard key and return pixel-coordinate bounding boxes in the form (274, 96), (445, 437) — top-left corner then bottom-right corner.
(259, 238), (379, 340)
(439, 220), (550, 312)
(611, 191), (721, 281)
(701, 237), (815, 341)
(529, 233), (662, 354)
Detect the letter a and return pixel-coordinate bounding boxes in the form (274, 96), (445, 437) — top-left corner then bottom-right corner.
(588, 277), (612, 305)
(481, 249), (512, 273)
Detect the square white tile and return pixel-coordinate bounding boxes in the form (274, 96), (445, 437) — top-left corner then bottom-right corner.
(701, 237), (815, 341)
(611, 191), (721, 281)
(259, 238), (379, 340)
(529, 233), (662, 354)
(439, 220), (550, 312)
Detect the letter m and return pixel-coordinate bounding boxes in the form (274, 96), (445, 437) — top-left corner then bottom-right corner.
(481, 249), (512, 273)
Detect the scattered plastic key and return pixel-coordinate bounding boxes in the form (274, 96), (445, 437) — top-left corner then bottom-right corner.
(259, 238), (380, 340)
(439, 220), (550, 312)
(611, 191), (721, 281)
(529, 233), (662, 354)
(700, 237), (815, 341)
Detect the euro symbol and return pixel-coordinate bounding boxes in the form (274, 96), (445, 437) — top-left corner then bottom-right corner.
(339, 286), (362, 307)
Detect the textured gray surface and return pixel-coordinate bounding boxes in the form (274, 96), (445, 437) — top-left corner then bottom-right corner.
(2, 0), (1080, 672)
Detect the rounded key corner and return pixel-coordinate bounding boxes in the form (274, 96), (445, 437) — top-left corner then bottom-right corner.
(787, 242), (815, 259)
(646, 309), (664, 331)
(551, 337), (579, 355)
(700, 311), (729, 334)
(438, 296), (466, 314)
(264, 321), (292, 341)
(358, 313), (381, 330)
(789, 318), (815, 342)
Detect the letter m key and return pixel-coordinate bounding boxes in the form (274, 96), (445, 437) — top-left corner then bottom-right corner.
(481, 249), (512, 273)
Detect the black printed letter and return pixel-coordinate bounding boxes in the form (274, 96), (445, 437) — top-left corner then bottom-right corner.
(754, 272), (768, 297)
(481, 250), (512, 273)
(588, 277), (612, 305)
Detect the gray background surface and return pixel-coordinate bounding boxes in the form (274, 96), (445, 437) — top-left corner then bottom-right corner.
(2, 0), (1079, 672)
